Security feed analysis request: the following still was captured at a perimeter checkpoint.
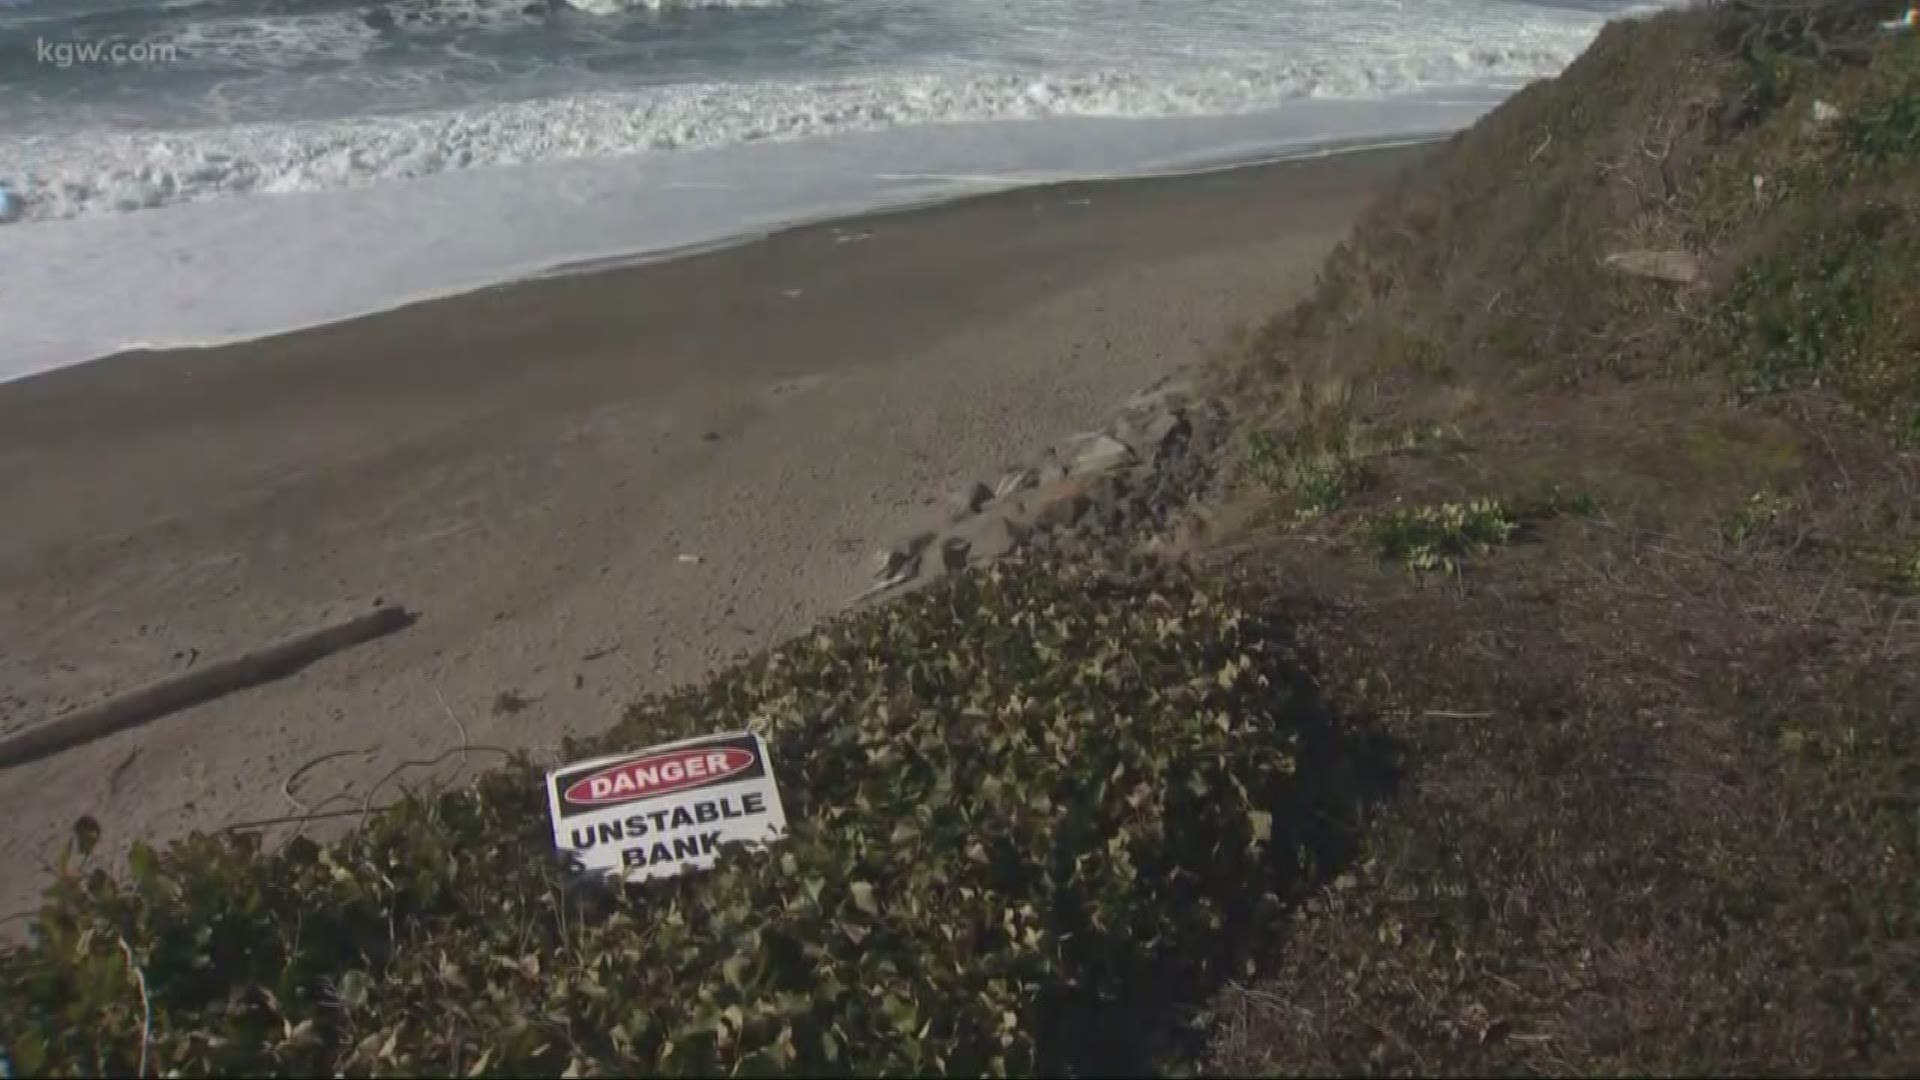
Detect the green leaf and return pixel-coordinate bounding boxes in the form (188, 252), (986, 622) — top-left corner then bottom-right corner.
(1246, 810), (1273, 846)
(335, 970), (371, 1010)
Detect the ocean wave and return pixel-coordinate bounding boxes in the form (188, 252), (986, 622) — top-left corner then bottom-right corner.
(561, 0), (799, 13)
(0, 45), (1584, 221)
(147, 10), (383, 67)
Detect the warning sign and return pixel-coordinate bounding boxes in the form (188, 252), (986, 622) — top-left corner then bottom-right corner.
(545, 731), (789, 883)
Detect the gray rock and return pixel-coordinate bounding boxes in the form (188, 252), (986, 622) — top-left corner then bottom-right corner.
(1069, 434), (1135, 476)
(1135, 411), (1191, 461)
(946, 481), (995, 520)
(1003, 472), (1097, 531)
(1038, 460), (1069, 486)
(1033, 491), (1092, 531)
(946, 507), (1024, 564)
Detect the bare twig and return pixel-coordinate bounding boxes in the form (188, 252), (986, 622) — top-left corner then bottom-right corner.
(282, 747), (378, 814)
(358, 746), (518, 826)
(117, 936), (153, 1079)
(432, 686), (472, 770)
(224, 806), (399, 833)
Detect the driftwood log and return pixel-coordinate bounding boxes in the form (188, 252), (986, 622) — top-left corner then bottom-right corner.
(0, 606), (416, 770)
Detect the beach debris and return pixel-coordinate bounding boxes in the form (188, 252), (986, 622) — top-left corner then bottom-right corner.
(857, 532), (936, 598)
(833, 230), (872, 244)
(1603, 249), (1701, 285)
(849, 554), (920, 605)
(780, 288), (804, 299)
(677, 553), (704, 564)
(0, 605), (417, 771)
(993, 467), (1038, 500)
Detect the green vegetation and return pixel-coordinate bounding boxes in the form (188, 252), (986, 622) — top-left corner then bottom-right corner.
(1704, 17), (1920, 440)
(1720, 489), (1795, 546)
(1721, 200), (1920, 435)
(1245, 384), (1458, 523)
(0, 560), (1338, 1077)
(1361, 499), (1519, 575)
(1246, 430), (1359, 517)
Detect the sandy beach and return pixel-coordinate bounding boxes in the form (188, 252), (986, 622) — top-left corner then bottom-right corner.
(0, 144), (1423, 920)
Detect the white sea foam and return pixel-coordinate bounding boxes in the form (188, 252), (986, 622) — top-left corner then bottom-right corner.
(0, 98), (1496, 382)
(147, 11), (382, 68)
(0, 43), (1582, 221)
(563, 0), (797, 12)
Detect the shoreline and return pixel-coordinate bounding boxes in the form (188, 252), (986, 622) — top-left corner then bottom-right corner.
(0, 102), (1494, 386)
(524, 131), (1453, 288)
(0, 143), (1426, 922)
(0, 129), (1452, 388)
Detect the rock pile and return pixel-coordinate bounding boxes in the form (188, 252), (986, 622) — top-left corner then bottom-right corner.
(855, 373), (1225, 603)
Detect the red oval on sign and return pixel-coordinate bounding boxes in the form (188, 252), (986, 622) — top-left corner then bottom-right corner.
(563, 746), (755, 806)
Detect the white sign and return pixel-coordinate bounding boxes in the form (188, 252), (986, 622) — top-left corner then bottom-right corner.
(545, 731), (789, 882)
